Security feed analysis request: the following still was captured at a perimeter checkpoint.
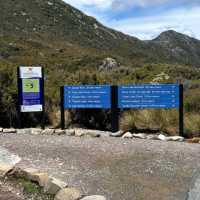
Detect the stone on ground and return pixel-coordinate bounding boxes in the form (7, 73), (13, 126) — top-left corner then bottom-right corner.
(65, 130), (75, 136)
(0, 164), (13, 177)
(45, 177), (68, 195)
(0, 128), (3, 132)
(166, 136), (184, 142)
(158, 134), (167, 141)
(110, 130), (124, 137)
(54, 187), (82, 200)
(55, 129), (66, 135)
(81, 195), (106, 200)
(75, 130), (85, 137)
(122, 132), (133, 139)
(30, 128), (42, 135)
(132, 133), (147, 139)
(3, 128), (16, 133)
(85, 131), (100, 138)
(42, 129), (55, 135)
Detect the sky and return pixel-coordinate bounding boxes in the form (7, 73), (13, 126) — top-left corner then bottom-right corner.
(63, 0), (200, 40)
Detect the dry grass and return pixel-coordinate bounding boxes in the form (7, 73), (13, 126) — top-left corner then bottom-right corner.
(120, 109), (179, 136)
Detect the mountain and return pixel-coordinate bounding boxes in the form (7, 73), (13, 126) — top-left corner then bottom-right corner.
(1, 0), (200, 66)
(1, 0), (200, 128)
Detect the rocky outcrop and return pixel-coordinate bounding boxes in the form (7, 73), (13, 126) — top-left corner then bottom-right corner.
(99, 58), (119, 71)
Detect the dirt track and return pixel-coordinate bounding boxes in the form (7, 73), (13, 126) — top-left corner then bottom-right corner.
(0, 133), (200, 200)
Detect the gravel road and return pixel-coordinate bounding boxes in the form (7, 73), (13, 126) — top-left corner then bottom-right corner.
(0, 134), (200, 200)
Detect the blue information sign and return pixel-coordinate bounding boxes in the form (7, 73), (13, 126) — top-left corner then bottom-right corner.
(19, 67), (44, 112)
(64, 85), (111, 109)
(118, 84), (180, 109)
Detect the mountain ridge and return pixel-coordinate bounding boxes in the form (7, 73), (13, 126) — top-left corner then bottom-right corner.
(0, 0), (200, 66)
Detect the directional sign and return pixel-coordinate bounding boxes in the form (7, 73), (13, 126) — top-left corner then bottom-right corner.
(64, 85), (111, 109)
(118, 84), (180, 109)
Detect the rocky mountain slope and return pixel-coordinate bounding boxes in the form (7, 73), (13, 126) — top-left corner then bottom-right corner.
(1, 0), (200, 66)
(1, 0), (200, 129)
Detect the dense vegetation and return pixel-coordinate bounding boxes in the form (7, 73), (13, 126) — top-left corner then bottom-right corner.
(1, 0), (200, 137)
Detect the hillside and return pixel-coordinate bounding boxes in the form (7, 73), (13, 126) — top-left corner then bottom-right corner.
(1, 0), (200, 134)
(1, 0), (200, 66)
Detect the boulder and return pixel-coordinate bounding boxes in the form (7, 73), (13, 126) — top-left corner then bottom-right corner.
(85, 131), (100, 138)
(75, 130), (85, 137)
(45, 177), (68, 195)
(110, 130), (124, 137)
(3, 128), (16, 133)
(0, 164), (14, 177)
(42, 129), (55, 135)
(166, 136), (184, 142)
(0, 128), (3, 132)
(17, 129), (31, 134)
(55, 129), (66, 135)
(122, 132), (133, 139)
(99, 57), (119, 71)
(65, 130), (75, 136)
(146, 134), (159, 140)
(32, 172), (50, 187)
(81, 195), (106, 200)
(132, 133), (147, 139)
(54, 187), (82, 200)
(31, 128), (42, 135)
(158, 134), (167, 141)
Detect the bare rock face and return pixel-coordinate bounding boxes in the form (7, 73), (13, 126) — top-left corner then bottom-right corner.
(99, 57), (119, 71)
(54, 187), (82, 200)
(81, 195), (106, 200)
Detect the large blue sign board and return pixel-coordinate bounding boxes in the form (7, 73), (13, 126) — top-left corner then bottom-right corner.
(64, 85), (111, 109)
(118, 84), (180, 109)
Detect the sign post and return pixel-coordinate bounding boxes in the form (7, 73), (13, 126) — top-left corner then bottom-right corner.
(111, 86), (119, 133)
(60, 86), (65, 130)
(179, 84), (184, 137)
(17, 66), (45, 129)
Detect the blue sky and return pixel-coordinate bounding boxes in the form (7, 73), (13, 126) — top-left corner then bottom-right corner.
(63, 0), (200, 40)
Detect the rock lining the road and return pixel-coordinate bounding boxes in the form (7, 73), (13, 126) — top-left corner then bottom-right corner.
(0, 147), (107, 200)
(0, 127), (189, 144)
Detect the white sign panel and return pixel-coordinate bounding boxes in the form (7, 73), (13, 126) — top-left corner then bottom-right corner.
(21, 105), (43, 112)
(20, 66), (42, 78)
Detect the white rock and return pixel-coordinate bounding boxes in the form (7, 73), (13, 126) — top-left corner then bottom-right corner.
(0, 128), (3, 132)
(85, 131), (100, 138)
(158, 134), (167, 141)
(65, 129), (75, 136)
(110, 130), (124, 137)
(132, 133), (147, 139)
(54, 187), (82, 200)
(55, 129), (65, 135)
(81, 195), (106, 200)
(166, 136), (184, 142)
(31, 128), (42, 135)
(3, 128), (16, 133)
(45, 177), (68, 195)
(0, 164), (14, 178)
(17, 129), (31, 134)
(122, 132), (133, 139)
(75, 130), (85, 137)
(42, 129), (55, 135)
(146, 134), (159, 140)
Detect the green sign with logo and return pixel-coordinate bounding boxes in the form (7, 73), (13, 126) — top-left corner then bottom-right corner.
(22, 79), (40, 93)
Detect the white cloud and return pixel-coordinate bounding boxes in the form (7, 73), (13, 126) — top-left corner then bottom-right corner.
(107, 6), (200, 40)
(62, 0), (200, 40)
(63, 0), (113, 11)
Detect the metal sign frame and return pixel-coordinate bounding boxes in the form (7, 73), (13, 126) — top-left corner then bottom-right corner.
(60, 84), (184, 135)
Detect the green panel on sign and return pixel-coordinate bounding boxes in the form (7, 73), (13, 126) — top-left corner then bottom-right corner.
(22, 79), (40, 93)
